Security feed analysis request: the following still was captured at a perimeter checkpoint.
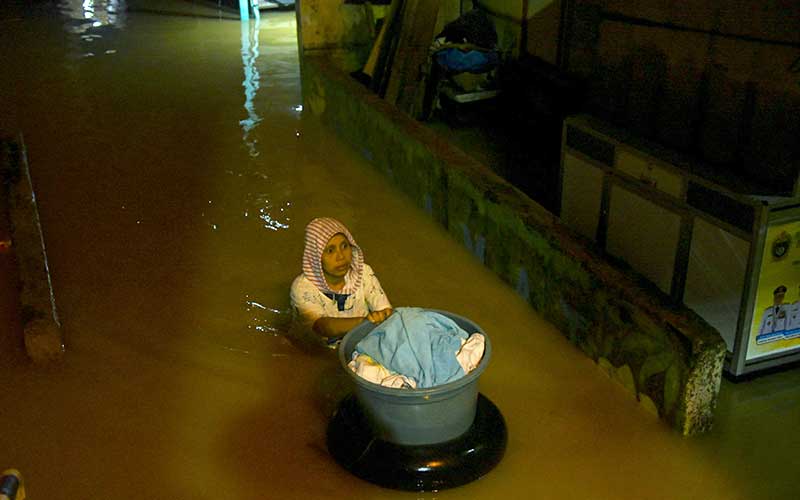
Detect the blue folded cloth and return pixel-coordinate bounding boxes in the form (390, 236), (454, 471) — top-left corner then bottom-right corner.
(435, 48), (499, 74)
(354, 307), (469, 388)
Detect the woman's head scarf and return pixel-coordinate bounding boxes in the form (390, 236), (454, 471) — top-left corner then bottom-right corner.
(302, 217), (364, 295)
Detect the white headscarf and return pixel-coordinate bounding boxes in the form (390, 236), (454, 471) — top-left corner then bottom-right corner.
(302, 217), (364, 295)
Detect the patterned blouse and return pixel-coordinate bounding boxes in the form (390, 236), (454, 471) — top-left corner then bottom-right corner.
(290, 263), (392, 333)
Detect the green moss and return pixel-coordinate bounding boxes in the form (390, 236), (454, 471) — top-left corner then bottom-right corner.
(485, 202), (553, 259)
(622, 332), (669, 360)
(580, 332), (599, 359)
(597, 357), (614, 377)
(664, 363), (682, 413)
(600, 326), (618, 359)
(485, 235), (512, 280)
(603, 302), (625, 332)
(551, 252), (591, 291)
(613, 364), (636, 394)
(644, 370), (666, 409)
(638, 394), (660, 416)
(637, 352), (674, 390)
(630, 308), (672, 343)
(525, 263), (549, 311)
(448, 171), (486, 215)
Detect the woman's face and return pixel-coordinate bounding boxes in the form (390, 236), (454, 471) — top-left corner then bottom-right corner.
(321, 233), (352, 282)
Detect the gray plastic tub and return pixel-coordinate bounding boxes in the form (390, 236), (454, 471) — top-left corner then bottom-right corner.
(338, 309), (491, 446)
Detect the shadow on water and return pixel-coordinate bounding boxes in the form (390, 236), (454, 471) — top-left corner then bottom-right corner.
(220, 342), (363, 497)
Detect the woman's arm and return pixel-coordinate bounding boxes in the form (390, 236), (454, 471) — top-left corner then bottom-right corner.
(312, 308), (394, 338)
(312, 316), (367, 338)
(366, 308), (393, 324)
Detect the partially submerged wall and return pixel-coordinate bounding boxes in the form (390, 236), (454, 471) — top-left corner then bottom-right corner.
(1, 137), (64, 363)
(301, 56), (726, 435)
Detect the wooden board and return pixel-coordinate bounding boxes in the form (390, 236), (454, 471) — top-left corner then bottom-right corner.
(383, 0), (440, 115)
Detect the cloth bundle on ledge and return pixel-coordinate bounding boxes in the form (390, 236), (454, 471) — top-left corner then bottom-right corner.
(348, 307), (485, 389)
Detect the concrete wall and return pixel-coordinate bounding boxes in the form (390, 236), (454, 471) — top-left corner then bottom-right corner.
(296, 0), (800, 197)
(296, 0), (468, 73)
(563, 0), (800, 194)
(524, 0), (561, 64)
(477, 0), (562, 63)
(296, 0), (376, 72)
(301, 56), (726, 434)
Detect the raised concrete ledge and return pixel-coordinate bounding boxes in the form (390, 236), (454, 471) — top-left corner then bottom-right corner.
(302, 56), (726, 435)
(1, 137), (64, 363)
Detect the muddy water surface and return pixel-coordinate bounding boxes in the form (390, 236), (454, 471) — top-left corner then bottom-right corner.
(0, 2), (796, 499)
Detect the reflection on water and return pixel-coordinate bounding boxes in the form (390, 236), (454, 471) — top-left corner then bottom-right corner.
(59, 0), (125, 59)
(245, 295), (287, 334)
(236, 15), (295, 235)
(258, 202), (291, 231)
(59, 0), (125, 33)
(240, 19), (262, 157)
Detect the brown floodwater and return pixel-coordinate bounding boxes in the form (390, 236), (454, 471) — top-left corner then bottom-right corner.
(1, 1), (798, 499)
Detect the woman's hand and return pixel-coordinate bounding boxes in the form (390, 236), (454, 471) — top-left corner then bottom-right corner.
(366, 308), (393, 324)
(312, 316), (366, 338)
(313, 308), (393, 338)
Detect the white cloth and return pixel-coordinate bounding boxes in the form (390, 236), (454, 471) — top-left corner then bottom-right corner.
(348, 354), (417, 389)
(348, 331), (485, 389)
(456, 333), (485, 374)
(290, 264), (392, 331)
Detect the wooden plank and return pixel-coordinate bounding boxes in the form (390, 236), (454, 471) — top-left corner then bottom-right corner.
(384, 0), (440, 115)
(362, 2), (393, 78)
(370, 0), (406, 96)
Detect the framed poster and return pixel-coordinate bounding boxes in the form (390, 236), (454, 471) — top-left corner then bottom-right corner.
(747, 220), (800, 360)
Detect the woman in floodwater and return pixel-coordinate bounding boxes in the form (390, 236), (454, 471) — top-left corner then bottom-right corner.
(290, 217), (393, 349)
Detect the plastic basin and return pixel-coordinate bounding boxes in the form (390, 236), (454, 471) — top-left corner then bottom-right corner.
(338, 309), (491, 446)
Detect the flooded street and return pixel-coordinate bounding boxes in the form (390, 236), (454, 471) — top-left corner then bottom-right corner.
(0, 1), (797, 499)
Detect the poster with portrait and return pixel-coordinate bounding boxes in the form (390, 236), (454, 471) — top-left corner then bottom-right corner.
(747, 220), (800, 360)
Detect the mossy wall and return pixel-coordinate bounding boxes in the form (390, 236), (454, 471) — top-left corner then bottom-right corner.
(302, 56), (726, 435)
